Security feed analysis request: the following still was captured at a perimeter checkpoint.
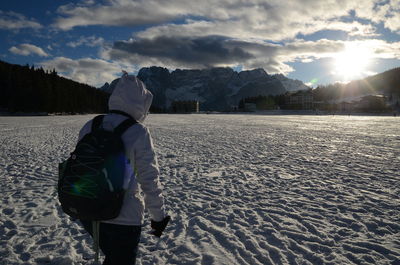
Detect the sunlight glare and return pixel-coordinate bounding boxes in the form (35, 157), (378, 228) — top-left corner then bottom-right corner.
(333, 43), (372, 81)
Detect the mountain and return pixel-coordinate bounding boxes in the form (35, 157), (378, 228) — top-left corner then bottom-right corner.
(273, 74), (310, 92)
(346, 67), (400, 95)
(99, 78), (121, 94)
(100, 66), (310, 111)
(313, 67), (400, 102)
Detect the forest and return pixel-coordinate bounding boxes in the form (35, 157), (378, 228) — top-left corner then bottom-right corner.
(0, 60), (109, 114)
(313, 67), (400, 101)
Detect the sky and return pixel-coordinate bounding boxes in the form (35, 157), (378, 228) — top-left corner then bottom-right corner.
(0, 0), (399, 88)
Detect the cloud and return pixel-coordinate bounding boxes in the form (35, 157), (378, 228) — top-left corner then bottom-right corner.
(49, 0), (400, 80)
(39, 57), (137, 87)
(53, 0), (188, 30)
(0, 11), (42, 30)
(384, 12), (400, 32)
(67, 36), (105, 48)
(102, 36), (334, 73)
(107, 36), (254, 68)
(52, 0), (393, 39)
(356, 0), (400, 31)
(103, 35), (400, 75)
(360, 39), (400, 59)
(135, 16), (379, 42)
(9, 44), (49, 57)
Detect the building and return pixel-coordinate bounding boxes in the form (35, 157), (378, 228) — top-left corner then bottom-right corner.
(244, 103), (257, 112)
(171, 100), (199, 113)
(387, 93), (400, 110)
(338, 101), (353, 112)
(286, 90), (314, 109)
(355, 95), (387, 111)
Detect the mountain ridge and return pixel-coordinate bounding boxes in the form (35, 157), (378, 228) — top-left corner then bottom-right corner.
(100, 66), (309, 111)
(313, 67), (400, 102)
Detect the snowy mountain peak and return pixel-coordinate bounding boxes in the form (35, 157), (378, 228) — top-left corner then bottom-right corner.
(100, 66), (310, 111)
(238, 68), (268, 80)
(273, 74), (310, 92)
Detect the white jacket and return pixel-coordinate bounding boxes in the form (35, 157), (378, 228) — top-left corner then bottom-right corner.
(78, 74), (166, 226)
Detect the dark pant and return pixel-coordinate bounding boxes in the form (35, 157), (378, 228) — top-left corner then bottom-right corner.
(81, 220), (142, 265)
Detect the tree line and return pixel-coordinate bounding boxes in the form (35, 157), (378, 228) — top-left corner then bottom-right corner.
(0, 60), (109, 114)
(313, 67), (400, 102)
(238, 67), (400, 111)
(238, 95), (286, 110)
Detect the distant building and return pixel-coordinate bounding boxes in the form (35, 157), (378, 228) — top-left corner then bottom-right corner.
(387, 93), (400, 110)
(339, 102), (353, 112)
(244, 103), (257, 112)
(171, 100), (199, 113)
(286, 90), (314, 109)
(317, 94), (392, 113)
(355, 95), (387, 111)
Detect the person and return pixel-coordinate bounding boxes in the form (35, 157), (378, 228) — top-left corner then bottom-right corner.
(77, 73), (170, 265)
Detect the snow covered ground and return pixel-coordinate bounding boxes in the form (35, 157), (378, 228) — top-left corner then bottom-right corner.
(0, 114), (399, 265)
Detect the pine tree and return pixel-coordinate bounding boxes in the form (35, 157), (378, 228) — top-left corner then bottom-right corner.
(0, 60), (109, 114)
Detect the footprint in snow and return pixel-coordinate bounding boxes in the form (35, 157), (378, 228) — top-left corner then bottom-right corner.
(2, 208), (14, 215)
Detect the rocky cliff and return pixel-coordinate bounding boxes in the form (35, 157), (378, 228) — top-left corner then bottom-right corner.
(100, 66), (309, 111)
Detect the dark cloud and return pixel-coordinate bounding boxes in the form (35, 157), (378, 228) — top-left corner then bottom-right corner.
(110, 35), (254, 68)
(103, 34), (400, 75)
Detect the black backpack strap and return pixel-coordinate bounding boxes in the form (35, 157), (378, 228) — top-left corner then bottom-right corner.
(109, 110), (135, 120)
(92, 115), (105, 131)
(114, 118), (138, 136)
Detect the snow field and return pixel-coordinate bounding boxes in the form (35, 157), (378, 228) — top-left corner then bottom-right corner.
(0, 114), (399, 265)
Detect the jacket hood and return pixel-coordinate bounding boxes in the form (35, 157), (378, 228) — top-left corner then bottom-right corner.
(108, 74), (153, 123)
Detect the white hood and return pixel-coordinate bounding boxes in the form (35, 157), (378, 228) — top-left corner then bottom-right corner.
(108, 73), (153, 123)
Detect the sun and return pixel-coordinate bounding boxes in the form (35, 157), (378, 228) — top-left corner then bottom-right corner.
(333, 43), (372, 81)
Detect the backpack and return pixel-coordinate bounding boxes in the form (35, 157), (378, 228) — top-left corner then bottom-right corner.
(58, 113), (137, 221)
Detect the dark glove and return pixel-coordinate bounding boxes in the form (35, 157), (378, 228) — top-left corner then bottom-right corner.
(151, 216), (171, 237)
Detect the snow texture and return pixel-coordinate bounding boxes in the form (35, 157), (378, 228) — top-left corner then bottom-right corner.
(0, 114), (399, 265)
